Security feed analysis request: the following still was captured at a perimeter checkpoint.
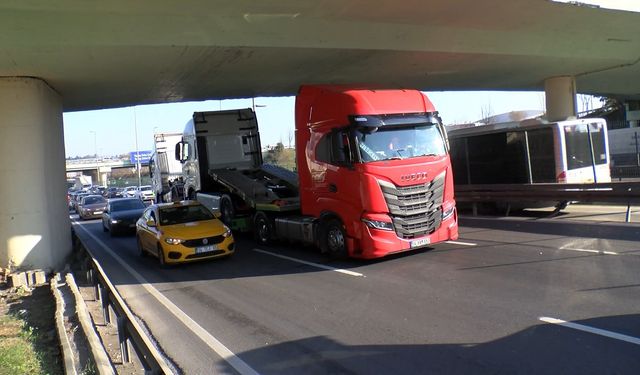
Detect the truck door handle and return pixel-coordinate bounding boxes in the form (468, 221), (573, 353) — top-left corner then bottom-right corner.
(328, 183), (338, 193)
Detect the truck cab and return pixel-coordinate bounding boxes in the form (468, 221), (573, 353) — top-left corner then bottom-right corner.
(295, 85), (458, 258)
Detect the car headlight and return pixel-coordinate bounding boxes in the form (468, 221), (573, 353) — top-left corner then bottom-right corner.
(164, 238), (184, 245)
(222, 226), (233, 238)
(110, 219), (119, 224)
(362, 219), (394, 231)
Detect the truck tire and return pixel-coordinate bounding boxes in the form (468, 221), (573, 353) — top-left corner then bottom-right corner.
(253, 212), (273, 245)
(220, 195), (235, 226)
(319, 219), (348, 259)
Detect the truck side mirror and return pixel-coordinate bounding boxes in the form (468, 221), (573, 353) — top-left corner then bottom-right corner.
(175, 143), (182, 162)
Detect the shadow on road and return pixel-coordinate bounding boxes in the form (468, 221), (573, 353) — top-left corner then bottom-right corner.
(236, 314), (640, 375)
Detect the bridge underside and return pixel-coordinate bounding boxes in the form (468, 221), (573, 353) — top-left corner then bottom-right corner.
(1, 0), (639, 111)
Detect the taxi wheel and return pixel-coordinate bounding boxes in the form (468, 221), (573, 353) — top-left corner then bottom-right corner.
(137, 237), (147, 257)
(157, 243), (167, 267)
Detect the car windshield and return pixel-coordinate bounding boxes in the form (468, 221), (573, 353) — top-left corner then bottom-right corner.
(83, 196), (105, 205)
(110, 199), (146, 211)
(159, 205), (215, 225)
(356, 125), (446, 162)
(140, 186), (152, 191)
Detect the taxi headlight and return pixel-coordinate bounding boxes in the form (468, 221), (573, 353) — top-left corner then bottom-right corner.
(222, 226), (233, 238)
(164, 238), (184, 245)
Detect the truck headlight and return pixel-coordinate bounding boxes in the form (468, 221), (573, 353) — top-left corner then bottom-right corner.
(165, 238), (184, 245)
(442, 206), (455, 220)
(362, 219), (394, 231)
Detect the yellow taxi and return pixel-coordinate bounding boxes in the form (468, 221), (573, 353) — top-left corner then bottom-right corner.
(135, 201), (235, 265)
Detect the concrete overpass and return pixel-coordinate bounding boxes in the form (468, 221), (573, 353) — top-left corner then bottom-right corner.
(1, 0), (640, 270)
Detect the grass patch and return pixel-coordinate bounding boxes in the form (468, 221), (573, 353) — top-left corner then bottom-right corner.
(0, 315), (43, 375)
(0, 285), (63, 375)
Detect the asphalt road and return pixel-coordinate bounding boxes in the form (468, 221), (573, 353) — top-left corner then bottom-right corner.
(71, 214), (640, 375)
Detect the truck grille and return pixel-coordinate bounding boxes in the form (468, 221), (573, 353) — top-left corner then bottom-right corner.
(380, 173), (445, 239)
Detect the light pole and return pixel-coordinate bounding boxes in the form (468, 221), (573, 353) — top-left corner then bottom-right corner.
(133, 107), (142, 187)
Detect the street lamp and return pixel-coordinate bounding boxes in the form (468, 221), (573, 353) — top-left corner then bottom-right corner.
(133, 106), (142, 187)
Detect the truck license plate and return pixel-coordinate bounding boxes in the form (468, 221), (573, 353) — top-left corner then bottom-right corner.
(410, 238), (430, 248)
(196, 245), (216, 254)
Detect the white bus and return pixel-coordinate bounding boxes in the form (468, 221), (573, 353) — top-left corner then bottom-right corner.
(448, 118), (611, 186)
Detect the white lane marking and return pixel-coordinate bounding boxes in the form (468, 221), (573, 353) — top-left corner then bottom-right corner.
(539, 317), (640, 346)
(559, 247), (618, 255)
(73, 222), (260, 375)
(445, 240), (477, 246)
(252, 248), (365, 277)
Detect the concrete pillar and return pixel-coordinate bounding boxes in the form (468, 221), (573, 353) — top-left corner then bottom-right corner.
(544, 76), (577, 122)
(0, 77), (71, 271)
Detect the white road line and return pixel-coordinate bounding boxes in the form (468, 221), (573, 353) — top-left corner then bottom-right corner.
(445, 240), (477, 246)
(73, 222), (260, 375)
(539, 317), (640, 346)
(252, 249), (365, 277)
(559, 247), (618, 255)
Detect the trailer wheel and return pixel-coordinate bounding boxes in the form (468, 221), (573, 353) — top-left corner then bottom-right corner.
(253, 212), (273, 245)
(220, 195), (235, 226)
(320, 219), (348, 259)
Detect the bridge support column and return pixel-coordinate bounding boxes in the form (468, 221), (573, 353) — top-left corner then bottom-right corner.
(0, 77), (71, 271)
(544, 76), (577, 122)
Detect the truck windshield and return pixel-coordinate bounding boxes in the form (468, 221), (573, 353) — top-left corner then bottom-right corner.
(356, 125), (446, 162)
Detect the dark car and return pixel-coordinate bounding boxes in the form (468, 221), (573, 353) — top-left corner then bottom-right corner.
(78, 195), (108, 220)
(102, 198), (146, 236)
(73, 192), (90, 212)
(104, 187), (123, 198)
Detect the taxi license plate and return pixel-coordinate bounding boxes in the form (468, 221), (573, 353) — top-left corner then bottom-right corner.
(410, 238), (430, 248)
(196, 245), (216, 254)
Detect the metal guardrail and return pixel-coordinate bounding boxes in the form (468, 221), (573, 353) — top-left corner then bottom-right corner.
(455, 182), (640, 222)
(455, 182), (640, 203)
(72, 231), (173, 375)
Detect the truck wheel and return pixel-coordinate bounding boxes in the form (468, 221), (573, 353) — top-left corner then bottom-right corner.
(253, 212), (273, 245)
(320, 219), (348, 259)
(220, 196), (235, 226)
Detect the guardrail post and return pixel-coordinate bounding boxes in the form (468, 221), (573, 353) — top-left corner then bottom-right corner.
(99, 284), (111, 325)
(627, 188), (632, 223)
(117, 316), (130, 363)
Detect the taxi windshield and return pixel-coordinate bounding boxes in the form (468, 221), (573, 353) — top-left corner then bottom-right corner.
(159, 205), (215, 225)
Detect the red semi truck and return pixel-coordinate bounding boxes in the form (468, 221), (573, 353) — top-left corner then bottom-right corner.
(176, 85), (458, 258)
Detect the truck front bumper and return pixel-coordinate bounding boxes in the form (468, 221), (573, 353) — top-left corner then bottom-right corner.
(353, 209), (458, 259)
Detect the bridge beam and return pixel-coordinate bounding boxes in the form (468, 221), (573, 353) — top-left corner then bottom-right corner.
(544, 76), (577, 122)
(0, 77), (71, 271)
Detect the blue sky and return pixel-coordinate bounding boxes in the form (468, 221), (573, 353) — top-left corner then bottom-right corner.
(63, 90), (597, 158)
